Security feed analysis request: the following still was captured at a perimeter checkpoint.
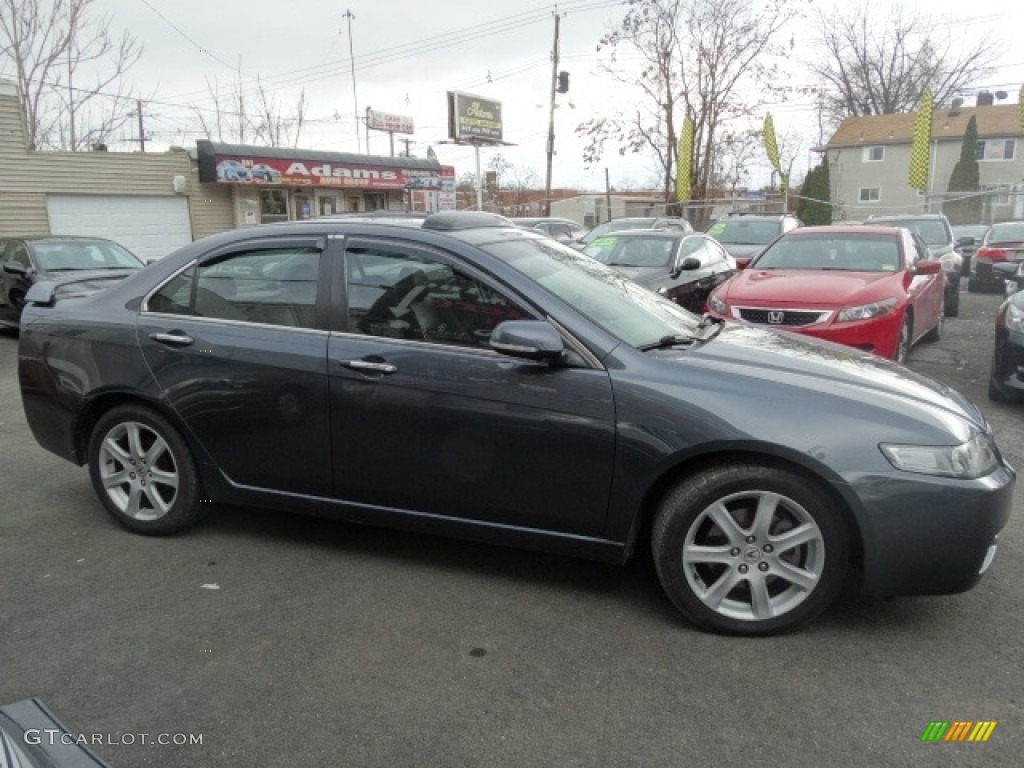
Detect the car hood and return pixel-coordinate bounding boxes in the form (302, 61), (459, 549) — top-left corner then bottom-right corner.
(40, 268), (140, 295)
(718, 268), (898, 306)
(720, 243), (766, 259)
(658, 322), (985, 431)
(609, 265), (675, 284)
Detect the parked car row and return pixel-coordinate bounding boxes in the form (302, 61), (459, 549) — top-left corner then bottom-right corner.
(14, 210), (1014, 637)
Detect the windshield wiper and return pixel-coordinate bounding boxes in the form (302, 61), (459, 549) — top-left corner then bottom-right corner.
(637, 334), (698, 351)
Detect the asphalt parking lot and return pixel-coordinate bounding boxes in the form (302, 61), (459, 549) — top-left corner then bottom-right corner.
(1, 287), (1021, 767)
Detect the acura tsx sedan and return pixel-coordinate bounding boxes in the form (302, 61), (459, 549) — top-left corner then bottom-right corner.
(17, 211), (1013, 635)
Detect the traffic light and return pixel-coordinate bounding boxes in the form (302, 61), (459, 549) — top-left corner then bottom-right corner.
(556, 71), (569, 94)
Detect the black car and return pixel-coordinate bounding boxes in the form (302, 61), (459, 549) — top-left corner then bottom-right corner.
(17, 211), (1013, 636)
(705, 212), (802, 262)
(0, 236), (145, 329)
(989, 259), (1024, 401)
(582, 230), (735, 313)
(969, 221), (1024, 293)
(575, 216), (692, 249)
(952, 224), (989, 277)
(510, 217), (588, 245)
(866, 214), (962, 316)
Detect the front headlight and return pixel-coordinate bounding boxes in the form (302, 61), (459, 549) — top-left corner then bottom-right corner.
(708, 295), (727, 313)
(880, 433), (1001, 479)
(837, 297), (897, 323)
(1004, 302), (1024, 333)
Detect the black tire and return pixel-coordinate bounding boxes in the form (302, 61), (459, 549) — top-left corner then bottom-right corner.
(651, 463), (849, 636)
(923, 311), (943, 343)
(895, 313), (912, 363)
(967, 276), (983, 293)
(944, 287), (960, 318)
(87, 404), (205, 535)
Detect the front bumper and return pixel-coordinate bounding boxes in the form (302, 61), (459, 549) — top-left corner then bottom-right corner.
(846, 462), (1015, 596)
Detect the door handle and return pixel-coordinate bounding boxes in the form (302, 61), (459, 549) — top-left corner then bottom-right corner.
(341, 359), (397, 375)
(149, 331), (194, 347)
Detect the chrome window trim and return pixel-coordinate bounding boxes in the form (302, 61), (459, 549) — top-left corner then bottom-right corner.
(141, 259), (197, 313)
(142, 311), (330, 336)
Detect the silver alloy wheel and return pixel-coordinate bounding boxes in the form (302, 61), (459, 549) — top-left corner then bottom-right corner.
(98, 421), (180, 521)
(681, 490), (825, 621)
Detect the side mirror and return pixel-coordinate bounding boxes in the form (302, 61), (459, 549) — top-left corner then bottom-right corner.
(489, 320), (566, 364)
(956, 236), (976, 247)
(735, 257), (752, 270)
(913, 260), (942, 275)
(670, 256), (701, 278)
(2, 261), (29, 276)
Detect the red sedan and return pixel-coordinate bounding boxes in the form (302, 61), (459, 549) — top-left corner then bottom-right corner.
(706, 225), (946, 363)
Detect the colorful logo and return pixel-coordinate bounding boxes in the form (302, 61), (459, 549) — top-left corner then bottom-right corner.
(921, 721), (997, 742)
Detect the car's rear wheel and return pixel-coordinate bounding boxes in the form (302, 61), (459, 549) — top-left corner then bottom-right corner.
(967, 276), (984, 293)
(88, 405), (205, 535)
(923, 311), (943, 343)
(651, 463), (849, 635)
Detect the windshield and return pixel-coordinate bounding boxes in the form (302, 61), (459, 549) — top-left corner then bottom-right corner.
(33, 241), (143, 272)
(482, 237), (700, 348)
(987, 223), (1024, 243)
(874, 218), (949, 246)
(706, 219), (780, 245)
(753, 233), (902, 272)
(584, 235), (677, 268)
(952, 225), (988, 240)
(581, 219), (655, 244)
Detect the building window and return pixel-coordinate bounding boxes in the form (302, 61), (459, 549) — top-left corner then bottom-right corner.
(260, 190), (289, 223)
(862, 146), (885, 162)
(976, 139), (1016, 161)
(859, 187), (881, 202)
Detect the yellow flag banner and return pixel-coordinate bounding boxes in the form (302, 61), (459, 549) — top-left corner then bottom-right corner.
(676, 117), (694, 202)
(908, 89), (934, 191)
(762, 114), (781, 173)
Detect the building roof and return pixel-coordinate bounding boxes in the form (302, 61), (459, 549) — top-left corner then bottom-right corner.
(826, 104), (1024, 148)
(194, 139), (442, 170)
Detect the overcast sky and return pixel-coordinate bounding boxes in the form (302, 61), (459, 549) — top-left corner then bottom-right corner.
(18, 0), (1023, 190)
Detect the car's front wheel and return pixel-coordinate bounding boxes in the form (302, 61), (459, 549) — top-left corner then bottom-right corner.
(88, 404), (205, 535)
(652, 463), (849, 635)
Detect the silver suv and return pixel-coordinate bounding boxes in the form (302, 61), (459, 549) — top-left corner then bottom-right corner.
(866, 213), (961, 317)
(705, 212), (803, 261)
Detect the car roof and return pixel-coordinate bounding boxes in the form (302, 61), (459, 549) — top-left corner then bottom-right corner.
(2, 235), (125, 244)
(585, 228), (689, 239)
(785, 225), (904, 236)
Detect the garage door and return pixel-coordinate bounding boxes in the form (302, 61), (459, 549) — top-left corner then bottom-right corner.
(47, 195), (192, 262)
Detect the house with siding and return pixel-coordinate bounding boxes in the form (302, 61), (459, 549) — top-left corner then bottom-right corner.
(821, 98), (1024, 224)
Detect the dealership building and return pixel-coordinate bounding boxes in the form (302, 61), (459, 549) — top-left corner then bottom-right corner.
(0, 80), (454, 261)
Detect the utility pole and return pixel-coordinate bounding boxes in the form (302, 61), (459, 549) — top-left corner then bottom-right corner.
(605, 168), (612, 223)
(137, 99), (145, 152)
(543, 13), (560, 216)
(343, 10), (361, 153)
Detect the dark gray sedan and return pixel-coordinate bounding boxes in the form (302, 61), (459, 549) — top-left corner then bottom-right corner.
(0, 236), (144, 329)
(582, 230), (735, 314)
(16, 212), (1014, 635)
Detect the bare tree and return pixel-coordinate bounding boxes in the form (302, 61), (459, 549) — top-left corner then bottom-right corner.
(0, 0), (142, 150)
(577, 0), (797, 227)
(809, 2), (998, 122)
(193, 67), (308, 148)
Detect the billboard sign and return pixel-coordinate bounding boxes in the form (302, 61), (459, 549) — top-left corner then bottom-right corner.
(366, 109), (414, 135)
(447, 91), (503, 143)
(205, 154), (436, 190)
